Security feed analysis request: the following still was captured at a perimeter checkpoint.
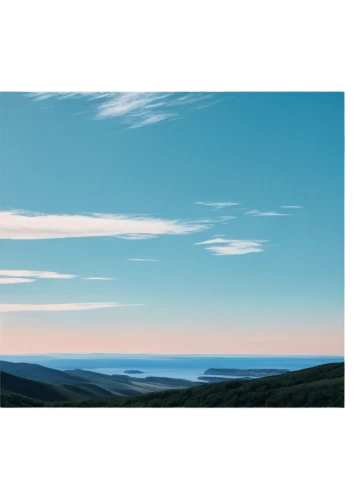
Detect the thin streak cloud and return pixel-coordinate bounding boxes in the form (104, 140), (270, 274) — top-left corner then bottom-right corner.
(195, 238), (266, 256)
(281, 205), (302, 209)
(0, 210), (210, 240)
(83, 277), (116, 281)
(219, 216), (236, 221)
(195, 201), (240, 209)
(0, 278), (36, 285)
(128, 258), (157, 262)
(0, 269), (76, 279)
(0, 303), (144, 313)
(245, 210), (291, 217)
(30, 92), (218, 128)
(0, 270), (118, 283)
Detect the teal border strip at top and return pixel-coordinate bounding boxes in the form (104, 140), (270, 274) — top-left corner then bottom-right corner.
(0, 0), (354, 9)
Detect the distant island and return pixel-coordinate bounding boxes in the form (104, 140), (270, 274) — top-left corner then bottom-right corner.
(124, 370), (144, 374)
(204, 368), (290, 377)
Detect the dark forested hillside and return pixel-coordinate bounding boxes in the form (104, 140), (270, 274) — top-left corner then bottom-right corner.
(0, 363), (351, 409)
(0, 371), (103, 402)
(60, 362), (344, 408)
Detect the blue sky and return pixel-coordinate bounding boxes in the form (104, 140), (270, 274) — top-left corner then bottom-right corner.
(0, 92), (344, 354)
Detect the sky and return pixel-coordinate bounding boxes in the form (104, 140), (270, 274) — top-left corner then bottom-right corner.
(0, 92), (344, 355)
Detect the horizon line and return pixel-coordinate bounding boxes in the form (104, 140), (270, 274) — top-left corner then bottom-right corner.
(0, 352), (344, 357)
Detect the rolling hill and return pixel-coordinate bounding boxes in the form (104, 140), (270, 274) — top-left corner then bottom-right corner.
(0, 371), (112, 402)
(59, 362), (345, 407)
(1, 362), (344, 407)
(0, 360), (86, 385)
(0, 360), (199, 401)
(0, 360), (197, 396)
(64, 369), (198, 396)
(0, 363), (351, 409)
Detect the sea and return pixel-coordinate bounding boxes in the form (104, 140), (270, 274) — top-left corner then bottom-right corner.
(86, 355), (344, 381)
(0, 354), (344, 382)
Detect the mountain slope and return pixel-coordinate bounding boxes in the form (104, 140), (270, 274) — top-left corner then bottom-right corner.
(0, 360), (195, 401)
(56, 362), (345, 408)
(0, 361), (199, 402)
(66, 369), (198, 395)
(1, 362), (344, 408)
(0, 360), (85, 385)
(0, 371), (102, 402)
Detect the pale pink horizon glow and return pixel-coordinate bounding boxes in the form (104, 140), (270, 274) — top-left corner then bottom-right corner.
(0, 324), (344, 356)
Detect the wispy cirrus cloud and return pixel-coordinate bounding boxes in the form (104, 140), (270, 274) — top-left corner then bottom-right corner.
(195, 201), (240, 209)
(0, 210), (210, 240)
(30, 92), (218, 128)
(128, 258), (157, 262)
(83, 277), (116, 281)
(0, 269), (76, 279)
(118, 234), (157, 240)
(0, 302), (144, 313)
(195, 238), (266, 256)
(245, 209), (291, 217)
(219, 216), (236, 222)
(0, 269), (118, 283)
(281, 205), (302, 209)
(0, 278), (36, 285)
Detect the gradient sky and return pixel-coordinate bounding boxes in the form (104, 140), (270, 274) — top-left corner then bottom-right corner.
(0, 92), (344, 354)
